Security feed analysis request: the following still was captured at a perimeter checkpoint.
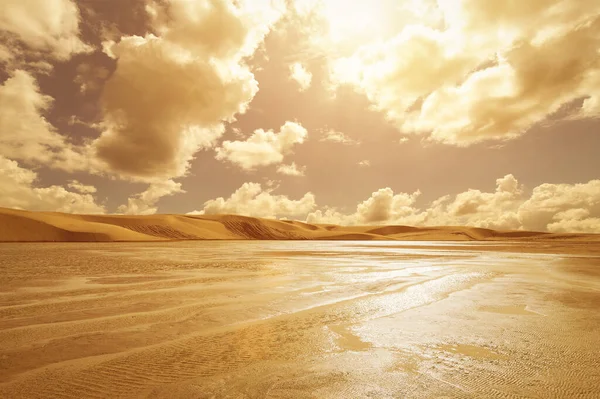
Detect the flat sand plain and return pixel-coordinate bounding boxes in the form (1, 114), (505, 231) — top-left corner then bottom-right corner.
(1, 241), (599, 398)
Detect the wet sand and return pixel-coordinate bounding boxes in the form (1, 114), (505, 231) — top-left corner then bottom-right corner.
(1, 241), (599, 398)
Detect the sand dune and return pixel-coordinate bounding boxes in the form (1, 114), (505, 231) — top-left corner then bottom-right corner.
(0, 207), (598, 242)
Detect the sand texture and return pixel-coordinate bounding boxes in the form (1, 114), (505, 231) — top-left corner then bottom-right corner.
(1, 207), (599, 242)
(1, 241), (599, 398)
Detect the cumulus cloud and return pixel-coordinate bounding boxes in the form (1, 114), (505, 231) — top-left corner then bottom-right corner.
(0, 0), (90, 60)
(319, 129), (360, 145)
(93, 0), (285, 179)
(289, 62), (312, 91)
(358, 160), (370, 167)
(328, 0), (600, 145)
(0, 156), (104, 214)
(117, 180), (184, 215)
(357, 188), (421, 224)
(306, 187), (421, 226)
(424, 174), (525, 230)
(518, 180), (600, 233)
(189, 182), (316, 219)
(0, 70), (84, 168)
(304, 207), (352, 225)
(215, 121), (308, 170)
(306, 174), (600, 233)
(277, 162), (306, 176)
(547, 210), (600, 234)
(67, 180), (97, 194)
(406, 18), (600, 144)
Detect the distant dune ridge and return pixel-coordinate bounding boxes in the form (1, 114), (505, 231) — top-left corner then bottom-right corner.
(0, 207), (598, 242)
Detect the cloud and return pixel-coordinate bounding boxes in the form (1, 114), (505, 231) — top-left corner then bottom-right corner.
(331, 24), (476, 117)
(424, 174), (524, 230)
(0, 0), (90, 60)
(190, 182), (316, 219)
(518, 180), (600, 233)
(0, 44), (14, 63)
(67, 180), (97, 194)
(0, 70), (81, 167)
(304, 207), (353, 225)
(93, 0), (285, 179)
(328, 0), (600, 145)
(307, 187), (421, 225)
(74, 63), (110, 94)
(277, 162), (306, 176)
(215, 121), (308, 170)
(289, 62), (312, 91)
(319, 129), (360, 145)
(306, 174), (600, 233)
(356, 188), (421, 224)
(406, 19), (600, 145)
(117, 180), (184, 215)
(0, 70), (98, 175)
(0, 156), (104, 214)
(358, 160), (370, 167)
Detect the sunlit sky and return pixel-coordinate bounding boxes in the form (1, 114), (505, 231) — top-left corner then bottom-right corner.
(1, 0), (599, 232)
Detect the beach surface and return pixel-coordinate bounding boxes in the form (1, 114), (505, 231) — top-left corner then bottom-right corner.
(1, 241), (599, 398)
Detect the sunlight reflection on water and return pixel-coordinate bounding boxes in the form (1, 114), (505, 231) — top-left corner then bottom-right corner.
(2, 240), (599, 398)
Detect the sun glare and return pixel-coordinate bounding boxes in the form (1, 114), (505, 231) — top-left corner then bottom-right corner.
(297, 0), (399, 47)
(322, 0), (388, 42)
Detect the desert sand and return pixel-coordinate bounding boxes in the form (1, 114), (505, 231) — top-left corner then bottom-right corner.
(1, 240), (599, 398)
(1, 207), (599, 242)
(1, 208), (600, 397)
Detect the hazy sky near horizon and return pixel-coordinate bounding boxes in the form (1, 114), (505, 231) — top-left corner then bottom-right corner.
(1, 0), (599, 232)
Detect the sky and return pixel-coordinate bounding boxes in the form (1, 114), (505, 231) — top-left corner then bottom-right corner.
(0, 0), (599, 232)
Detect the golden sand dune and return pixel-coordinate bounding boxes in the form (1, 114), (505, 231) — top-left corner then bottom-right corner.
(0, 207), (598, 242)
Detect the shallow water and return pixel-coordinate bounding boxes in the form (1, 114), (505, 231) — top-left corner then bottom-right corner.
(0, 241), (599, 398)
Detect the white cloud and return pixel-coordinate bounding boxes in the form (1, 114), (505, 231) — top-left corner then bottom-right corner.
(307, 187), (421, 225)
(289, 62), (312, 91)
(0, 0), (90, 60)
(93, 0), (286, 179)
(277, 162), (306, 176)
(67, 180), (97, 194)
(190, 182), (316, 219)
(0, 70), (97, 175)
(306, 174), (600, 233)
(0, 70), (81, 167)
(357, 188), (421, 224)
(305, 207), (353, 225)
(117, 180), (184, 215)
(331, 24), (476, 118)
(0, 156), (104, 214)
(319, 129), (360, 145)
(358, 160), (370, 167)
(518, 180), (600, 233)
(215, 121), (308, 170)
(423, 174), (524, 230)
(546, 209), (600, 234)
(327, 0), (600, 145)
